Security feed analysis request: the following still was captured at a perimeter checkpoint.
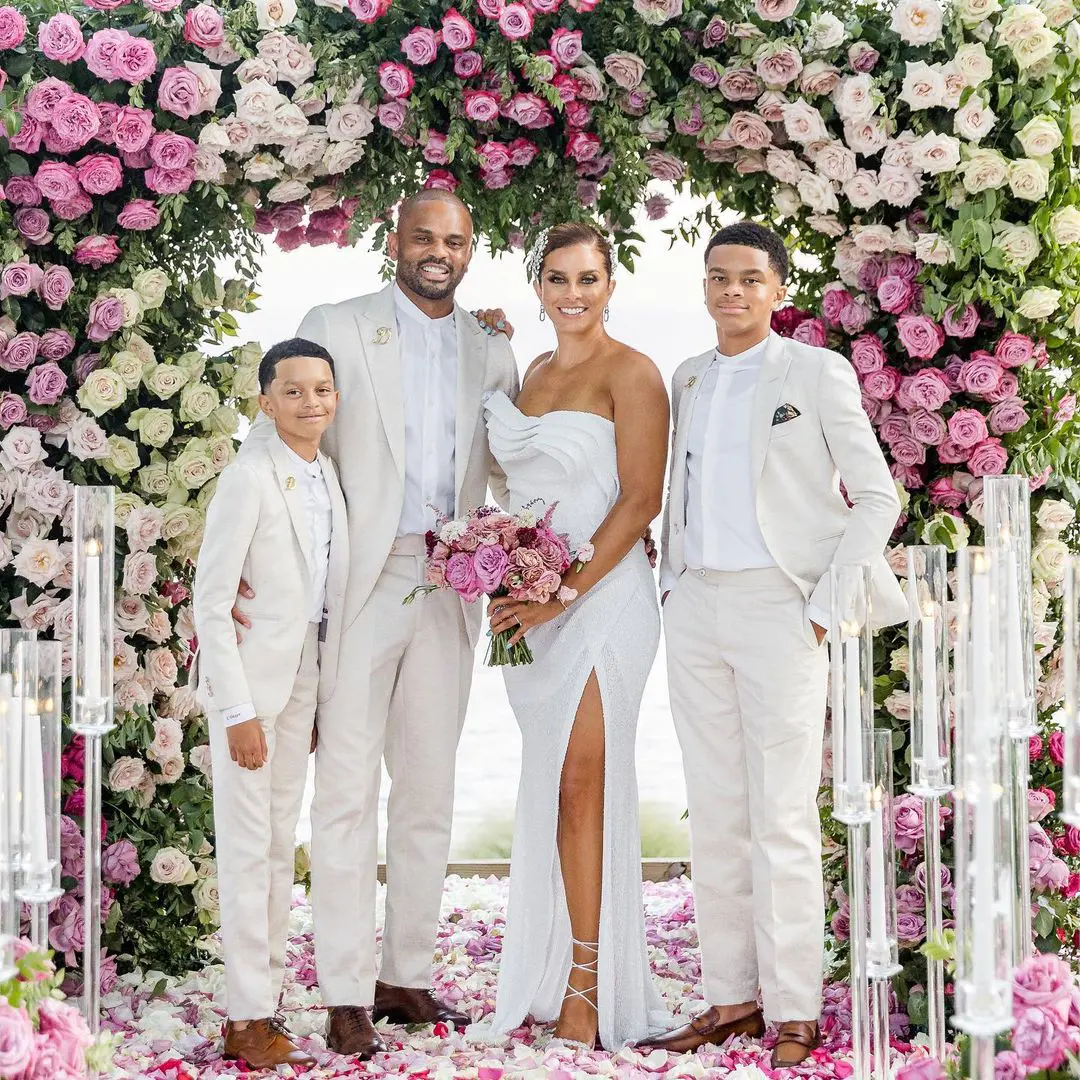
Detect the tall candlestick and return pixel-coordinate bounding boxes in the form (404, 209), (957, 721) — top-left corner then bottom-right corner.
(845, 631), (863, 793)
(920, 608), (940, 771)
(83, 543), (102, 703)
(22, 710), (47, 876)
(869, 793), (887, 949)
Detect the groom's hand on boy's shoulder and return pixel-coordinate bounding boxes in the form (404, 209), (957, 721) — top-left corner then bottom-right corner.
(471, 308), (514, 340)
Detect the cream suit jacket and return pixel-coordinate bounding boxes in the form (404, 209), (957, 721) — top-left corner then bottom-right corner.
(193, 435), (349, 718)
(660, 332), (905, 630)
(241, 283), (519, 655)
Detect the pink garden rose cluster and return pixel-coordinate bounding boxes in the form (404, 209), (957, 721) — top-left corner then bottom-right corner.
(409, 503), (589, 665)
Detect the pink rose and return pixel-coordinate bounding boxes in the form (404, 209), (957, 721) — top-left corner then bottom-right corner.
(896, 315), (944, 360)
(75, 153), (123, 195)
(877, 275), (915, 315)
(0, 392), (27, 429)
(503, 92), (553, 128)
(985, 371), (1019, 404)
(1028, 787), (1055, 822)
(946, 407), (988, 449)
(73, 234), (121, 268)
(2, 332), (38, 372)
(1012, 1007), (1067, 1072)
(445, 551), (484, 601)
(968, 436), (1007, 476)
(910, 409), (946, 445)
(40, 264), (74, 310)
(550, 27), (582, 67)
(148, 130), (197, 170)
(937, 439), (970, 465)
(112, 106), (154, 153)
(25, 77), (72, 122)
(497, 3), (533, 39)
(116, 34), (157, 84)
(454, 50), (483, 77)
(39, 329), (74, 360)
(1049, 730), (1065, 765)
(50, 92), (102, 147)
(35, 160), (80, 202)
(464, 89), (500, 122)
(890, 435), (926, 466)
(442, 9), (476, 51)
(422, 130), (449, 165)
(863, 367), (902, 401)
(879, 413), (911, 444)
(117, 198), (160, 230)
(14, 208), (50, 244)
(928, 477), (966, 508)
(83, 27), (124, 78)
(995, 332), (1035, 368)
(755, 0), (799, 18)
(903, 369), (951, 411)
(792, 317), (827, 347)
(473, 544), (510, 592)
(86, 296), (126, 342)
(156, 66), (200, 118)
(943, 303), (979, 339)
(401, 26), (439, 65)
(849, 40), (880, 72)
(719, 66), (764, 100)
(379, 61), (415, 98)
(0, 1001), (34, 1077)
(821, 286), (852, 324)
(102, 839), (140, 885)
(0, 259), (43, 299)
(25, 361), (67, 406)
(5, 176), (41, 206)
(0, 6), (26, 49)
(988, 398), (1029, 435)
(849, 334), (887, 375)
(508, 137), (538, 167)
(481, 167), (512, 189)
(566, 131), (601, 162)
(37, 13), (85, 62)
(377, 100), (408, 130)
(144, 165), (195, 194)
(643, 149), (685, 181)
(958, 354), (1003, 396)
(184, 3), (225, 48)
(424, 169), (459, 192)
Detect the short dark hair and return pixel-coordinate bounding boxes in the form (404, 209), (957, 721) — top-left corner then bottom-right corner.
(704, 222), (789, 283)
(258, 338), (336, 393)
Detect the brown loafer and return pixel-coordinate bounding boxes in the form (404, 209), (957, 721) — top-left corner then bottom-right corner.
(373, 981), (470, 1028)
(770, 1020), (820, 1069)
(634, 1005), (764, 1054)
(222, 1017), (316, 1068)
(326, 1005), (386, 1059)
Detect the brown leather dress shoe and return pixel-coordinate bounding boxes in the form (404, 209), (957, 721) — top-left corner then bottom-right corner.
(222, 1017), (316, 1069)
(634, 1006), (764, 1054)
(373, 981), (470, 1028)
(325, 1005), (386, 1059)
(770, 1020), (821, 1068)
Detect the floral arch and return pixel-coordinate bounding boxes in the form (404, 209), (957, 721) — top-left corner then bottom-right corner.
(3, 0), (1080, 1019)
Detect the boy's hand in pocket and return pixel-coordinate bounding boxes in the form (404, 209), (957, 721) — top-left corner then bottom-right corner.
(228, 719), (268, 770)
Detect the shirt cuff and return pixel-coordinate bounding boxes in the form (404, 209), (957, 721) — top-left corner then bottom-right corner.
(222, 702), (257, 727)
(806, 603), (831, 641)
(659, 570), (678, 598)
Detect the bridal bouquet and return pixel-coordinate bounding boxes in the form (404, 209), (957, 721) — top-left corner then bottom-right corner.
(404, 504), (591, 666)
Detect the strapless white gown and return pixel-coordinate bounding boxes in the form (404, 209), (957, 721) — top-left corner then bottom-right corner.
(482, 390), (669, 1049)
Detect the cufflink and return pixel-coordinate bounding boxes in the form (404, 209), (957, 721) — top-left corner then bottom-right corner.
(373, 326), (392, 345)
(285, 476), (296, 490)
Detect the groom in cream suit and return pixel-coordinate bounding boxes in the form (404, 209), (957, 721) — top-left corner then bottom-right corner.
(642, 223), (903, 1067)
(236, 191), (518, 1058)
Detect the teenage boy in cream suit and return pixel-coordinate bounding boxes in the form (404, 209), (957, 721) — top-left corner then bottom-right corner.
(640, 223), (904, 1068)
(234, 190), (519, 1059)
(194, 338), (348, 1070)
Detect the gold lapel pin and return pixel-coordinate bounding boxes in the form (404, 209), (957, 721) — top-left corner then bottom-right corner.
(373, 326), (392, 345)
(285, 476), (296, 490)
(686, 375), (697, 388)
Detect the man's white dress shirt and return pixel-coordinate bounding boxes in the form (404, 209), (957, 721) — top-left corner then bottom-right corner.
(680, 337), (829, 632)
(394, 285), (458, 537)
(223, 435), (332, 728)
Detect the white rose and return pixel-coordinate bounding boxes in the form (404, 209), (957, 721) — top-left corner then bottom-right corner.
(765, 148), (804, 185)
(781, 100), (829, 144)
(283, 129), (330, 170)
(322, 139), (366, 174)
(326, 104), (376, 142)
(890, 645), (911, 675)
(1037, 499), (1076, 532)
(149, 717), (184, 763)
(157, 755), (185, 784)
(109, 351), (145, 390)
(891, 0), (944, 44)
(220, 115), (258, 157)
(843, 118), (890, 155)
(997, 3), (1047, 45)
(1008, 157), (1050, 200)
(940, 63), (965, 109)
(882, 130), (918, 169)
(852, 223), (894, 253)
(796, 171), (840, 213)
(77, 369), (127, 417)
(876, 164), (922, 206)
(146, 647), (179, 692)
(179, 384), (220, 424)
(994, 222), (1042, 268)
(884, 690), (913, 721)
(122, 550), (159, 596)
(1032, 582), (1053, 622)
(833, 73), (877, 123)
(171, 448), (215, 490)
(1017, 285), (1061, 318)
(267, 178), (310, 203)
(1032, 537), (1069, 583)
(150, 847), (197, 886)
(236, 57), (278, 85)
(197, 122), (231, 153)
(277, 40), (316, 87)
(953, 95), (997, 141)
(954, 41), (994, 84)
(293, 83), (326, 117)
(1017, 115), (1063, 157)
(807, 12), (846, 52)
(108, 757), (146, 792)
(961, 147), (1009, 192)
(914, 231), (954, 264)
(115, 594), (150, 633)
(254, 0), (297, 30)
(1050, 205), (1080, 244)
(809, 140), (856, 181)
(1012, 25), (1059, 67)
(68, 418), (108, 460)
(1068, 302), (1080, 332)
(12, 538), (63, 587)
(143, 364), (189, 400)
(243, 152), (285, 182)
(911, 132), (961, 174)
(772, 185), (802, 217)
(807, 214), (845, 236)
(955, 0), (1000, 24)
(189, 744), (214, 780)
(126, 505), (163, 553)
(193, 149), (227, 184)
(1040, 0), (1076, 26)
(132, 269), (171, 310)
(900, 61), (945, 110)
(842, 169), (880, 209)
(234, 80), (285, 126)
(266, 101), (309, 143)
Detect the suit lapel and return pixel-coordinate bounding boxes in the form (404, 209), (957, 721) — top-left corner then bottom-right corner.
(454, 308), (486, 513)
(749, 333), (794, 483)
(670, 351), (713, 526)
(267, 437), (314, 586)
(356, 283), (405, 482)
(320, 452), (348, 601)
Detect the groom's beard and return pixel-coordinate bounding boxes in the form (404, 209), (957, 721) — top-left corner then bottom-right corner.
(398, 258), (466, 301)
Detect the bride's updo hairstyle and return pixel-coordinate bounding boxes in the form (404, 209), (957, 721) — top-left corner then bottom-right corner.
(526, 222), (614, 283)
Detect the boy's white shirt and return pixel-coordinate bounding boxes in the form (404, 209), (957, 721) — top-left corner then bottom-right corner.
(192, 431), (349, 726)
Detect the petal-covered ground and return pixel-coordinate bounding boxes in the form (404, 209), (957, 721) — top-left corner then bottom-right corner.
(104, 876), (946, 1078)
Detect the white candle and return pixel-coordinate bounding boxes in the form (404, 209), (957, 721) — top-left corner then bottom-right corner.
(21, 710), (47, 875)
(844, 633), (863, 792)
(920, 609), (940, 771)
(869, 795), (888, 951)
(1003, 547), (1025, 706)
(971, 560), (995, 1000)
(83, 545), (102, 703)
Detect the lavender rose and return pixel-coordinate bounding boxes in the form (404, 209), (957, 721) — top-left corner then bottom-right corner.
(877, 274), (915, 314)
(946, 408), (988, 449)
(896, 314), (945, 359)
(943, 303), (980, 338)
(1, 332), (39, 373)
(445, 551), (484, 602)
(988, 398), (1029, 435)
(40, 264), (74, 310)
(26, 362), (67, 406)
(39, 329), (74, 360)
(473, 544), (510, 592)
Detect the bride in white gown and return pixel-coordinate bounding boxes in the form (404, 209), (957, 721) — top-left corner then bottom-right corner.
(482, 223), (671, 1050)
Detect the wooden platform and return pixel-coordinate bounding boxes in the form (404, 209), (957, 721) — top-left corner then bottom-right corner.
(376, 858), (691, 883)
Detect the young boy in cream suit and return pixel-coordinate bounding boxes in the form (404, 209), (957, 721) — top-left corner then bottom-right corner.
(193, 338), (348, 1069)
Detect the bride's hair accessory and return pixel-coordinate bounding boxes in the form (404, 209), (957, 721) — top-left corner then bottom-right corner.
(525, 227), (552, 283)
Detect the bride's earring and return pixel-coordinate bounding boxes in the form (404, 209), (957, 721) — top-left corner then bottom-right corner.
(603, 306), (610, 323)
(539, 305), (546, 322)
